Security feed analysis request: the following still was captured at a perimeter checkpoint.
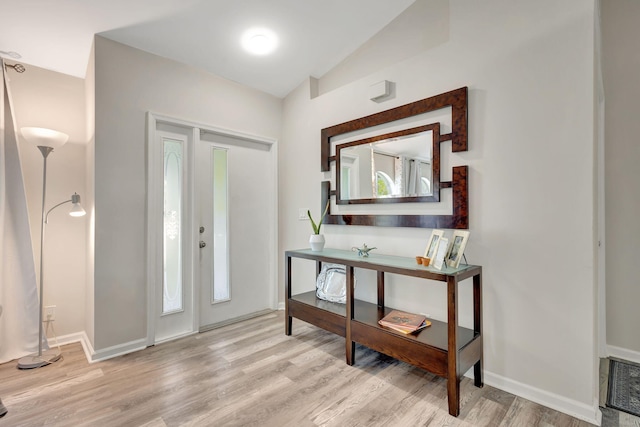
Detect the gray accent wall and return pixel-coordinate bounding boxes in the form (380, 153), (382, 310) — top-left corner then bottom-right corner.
(602, 0), (640, 357)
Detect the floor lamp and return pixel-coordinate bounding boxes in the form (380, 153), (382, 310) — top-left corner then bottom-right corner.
(17, 127), (86, 370)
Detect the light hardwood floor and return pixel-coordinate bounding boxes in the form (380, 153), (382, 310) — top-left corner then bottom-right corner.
(0, 312), (595, 426)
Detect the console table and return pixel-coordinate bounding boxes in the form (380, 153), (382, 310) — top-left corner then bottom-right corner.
(284, 248), (483, 417)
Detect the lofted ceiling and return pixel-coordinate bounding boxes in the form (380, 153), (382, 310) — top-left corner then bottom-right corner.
(1, 0), (415, 98)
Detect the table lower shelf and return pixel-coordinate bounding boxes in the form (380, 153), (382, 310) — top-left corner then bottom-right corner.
(288, 291), (481, 377)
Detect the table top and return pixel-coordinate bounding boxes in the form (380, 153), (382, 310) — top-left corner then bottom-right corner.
(286, 248), (480, 280)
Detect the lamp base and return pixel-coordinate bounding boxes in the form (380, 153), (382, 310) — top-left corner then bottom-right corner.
(17, 349), (61, 369)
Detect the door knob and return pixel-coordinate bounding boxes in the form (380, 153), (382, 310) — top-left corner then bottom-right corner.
(199, 241), (206, 249)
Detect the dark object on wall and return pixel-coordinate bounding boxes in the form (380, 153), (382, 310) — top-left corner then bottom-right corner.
(319, 87), (469, 229)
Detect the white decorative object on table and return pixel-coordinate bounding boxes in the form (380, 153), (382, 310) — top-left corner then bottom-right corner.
(309, 234), (326, 252)
(307, 202), (329, 252)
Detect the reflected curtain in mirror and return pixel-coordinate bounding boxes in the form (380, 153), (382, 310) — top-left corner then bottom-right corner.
(336, 124), (440, 204)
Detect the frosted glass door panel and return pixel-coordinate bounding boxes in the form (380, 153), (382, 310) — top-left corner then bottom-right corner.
(163, 139), (183, 314)
(211, 148), (229, 302)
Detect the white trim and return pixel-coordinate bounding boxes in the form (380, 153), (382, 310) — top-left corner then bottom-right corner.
(186, 128), (197, 334)
(146, 112), (158, 347)
(50, 331), (93, 363)
(271, 135), (279, 311)
(277, 301), (285, 310)
(608, 345), (640, 365)
(478, 370), (600, 425)
(52, 332), (146, 364)
(595, 0), (607, 360)
(90, 338), (148, 363)
(191, 128), (202, 328)
(151, 113), (276, 148)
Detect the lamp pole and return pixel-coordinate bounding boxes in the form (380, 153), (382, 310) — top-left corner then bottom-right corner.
(36, 146), (53, 360)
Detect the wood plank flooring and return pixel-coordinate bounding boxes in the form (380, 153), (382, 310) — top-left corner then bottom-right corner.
(0, 312), (595, 426)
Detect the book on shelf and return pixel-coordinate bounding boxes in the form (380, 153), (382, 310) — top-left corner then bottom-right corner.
(378, 309), (431, 334)
(381, 319), (432, 335)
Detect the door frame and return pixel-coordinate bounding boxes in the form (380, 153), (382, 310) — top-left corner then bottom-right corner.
(145, 112), (278, 346)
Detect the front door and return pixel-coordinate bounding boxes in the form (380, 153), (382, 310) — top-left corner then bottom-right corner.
(196, 133), (275, 329)
(149, 116), (276, 344)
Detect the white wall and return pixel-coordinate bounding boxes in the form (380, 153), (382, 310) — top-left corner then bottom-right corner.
(280, 0), (598, 422)
(601, 0), (640, 359)
(317, 0), (450, 96)
(7, 64), (88, 339)
(93, 36), (282, 350)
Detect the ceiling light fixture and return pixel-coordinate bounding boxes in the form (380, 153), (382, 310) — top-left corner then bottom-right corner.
(241, 28), (278, 56)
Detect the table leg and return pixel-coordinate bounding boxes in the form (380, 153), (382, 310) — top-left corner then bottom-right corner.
(447, 275), (460, 416)
(473, 272), (483, 387)
(447, 378), (461, 416)
(377, 271), (385, 308)
(346, 265), (355, 365)
(285, 255), (292, 336)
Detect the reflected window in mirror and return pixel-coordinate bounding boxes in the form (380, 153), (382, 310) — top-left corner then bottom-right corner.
(336, 123), (440, 205)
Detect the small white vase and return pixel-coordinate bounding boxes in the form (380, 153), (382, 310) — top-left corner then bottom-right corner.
(309, 234), (325, 252)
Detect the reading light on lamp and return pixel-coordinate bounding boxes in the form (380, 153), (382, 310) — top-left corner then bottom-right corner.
(69, 193), (86, 217)
(17, 127), (85, 369)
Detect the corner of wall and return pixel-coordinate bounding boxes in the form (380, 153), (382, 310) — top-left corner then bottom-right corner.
(84, 36), (96, 347)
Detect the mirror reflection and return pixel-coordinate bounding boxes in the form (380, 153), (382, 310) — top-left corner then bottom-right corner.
(336, 127), (439, 204)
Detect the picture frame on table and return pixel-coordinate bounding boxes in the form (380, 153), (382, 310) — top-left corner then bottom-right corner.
(432, 237), (449, 270)
(445, 230), (470, 268)
(424, 229), (445, 260)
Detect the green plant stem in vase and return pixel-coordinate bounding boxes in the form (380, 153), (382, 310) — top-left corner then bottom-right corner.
(308, 203), (329, 251)
(307, 202), (329, 235)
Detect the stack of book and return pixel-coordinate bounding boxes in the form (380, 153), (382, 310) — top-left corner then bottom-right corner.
(378, 309), (431, 334)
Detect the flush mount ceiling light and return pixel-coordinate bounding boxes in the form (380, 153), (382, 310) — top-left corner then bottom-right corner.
(241, 28), (278, 56)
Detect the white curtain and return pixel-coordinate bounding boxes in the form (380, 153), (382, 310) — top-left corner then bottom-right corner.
(0, 61), (39, 364)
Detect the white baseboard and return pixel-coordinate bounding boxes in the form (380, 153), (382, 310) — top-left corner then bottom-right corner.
(481, 370), (600, 425)
(51, 331), (146, 363)
(89, 338), (148, 363)
(50, 331), (94, 363)
(277, 302), (285, 310)
(607, 345), (640, 365)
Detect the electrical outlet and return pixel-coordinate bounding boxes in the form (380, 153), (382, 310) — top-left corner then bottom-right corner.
(45, 305), (56, 321)
(298, 208), (309, 220)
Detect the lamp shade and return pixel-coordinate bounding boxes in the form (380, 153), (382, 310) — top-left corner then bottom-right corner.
(21, 127), (68, 149)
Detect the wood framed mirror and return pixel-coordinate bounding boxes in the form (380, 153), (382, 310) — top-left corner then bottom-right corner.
(320, 86), (469, 229)
(336, 123), (441, 205)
